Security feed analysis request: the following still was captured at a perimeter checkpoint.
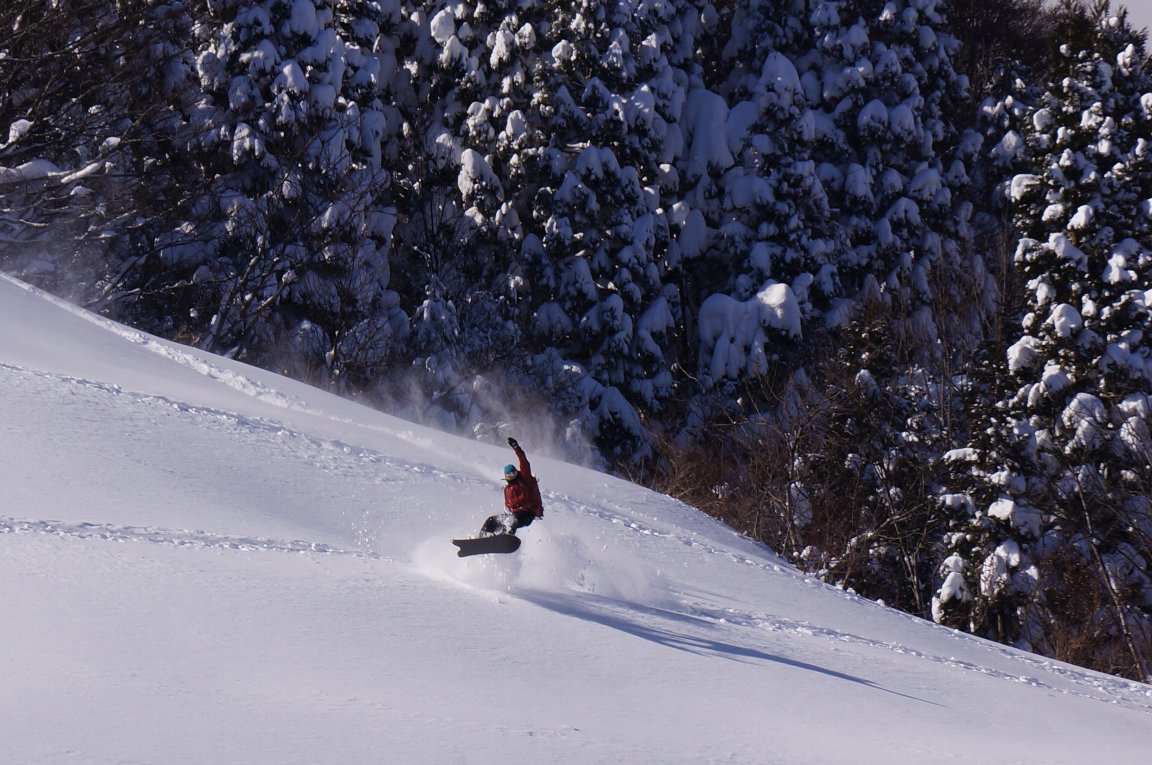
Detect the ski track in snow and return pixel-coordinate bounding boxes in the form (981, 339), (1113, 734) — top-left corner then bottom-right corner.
(3, 276), (310, 411)
(0, 515), (390, 560)
(1, 361), (490, 491)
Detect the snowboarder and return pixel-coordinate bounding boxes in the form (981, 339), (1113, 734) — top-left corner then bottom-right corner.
(480, 437), (543, 536)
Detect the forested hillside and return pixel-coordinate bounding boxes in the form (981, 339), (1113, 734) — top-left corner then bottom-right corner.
(2, 0), (1150, 680)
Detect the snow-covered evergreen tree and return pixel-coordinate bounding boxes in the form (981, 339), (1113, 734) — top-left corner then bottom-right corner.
(810, 0), (970, 298)
(935, 3), (1152, 677)
(377, 1), (519, 428)
(498, 0), (698, 462)
(703, 1), (972, 601)
(0, 0), (196, 304)
(169, 0), (405, 386)
(680, 2), (827, 387)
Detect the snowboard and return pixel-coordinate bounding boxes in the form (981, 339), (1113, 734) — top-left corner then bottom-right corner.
(452, 534), (521, 558)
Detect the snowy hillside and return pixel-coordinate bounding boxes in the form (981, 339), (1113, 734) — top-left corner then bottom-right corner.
(1, 271), (1150, 765)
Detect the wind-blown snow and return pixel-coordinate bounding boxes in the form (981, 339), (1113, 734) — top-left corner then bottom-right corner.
(1, 272), (1150, 764)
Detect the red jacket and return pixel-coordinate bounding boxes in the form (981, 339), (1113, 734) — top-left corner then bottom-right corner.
(504, 446), (543, 516)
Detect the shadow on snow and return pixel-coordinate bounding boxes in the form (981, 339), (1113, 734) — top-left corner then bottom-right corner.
(517, 588), (944, 707)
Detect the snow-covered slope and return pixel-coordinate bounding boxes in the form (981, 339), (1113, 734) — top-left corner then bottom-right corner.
(2, 272), (1150, 764)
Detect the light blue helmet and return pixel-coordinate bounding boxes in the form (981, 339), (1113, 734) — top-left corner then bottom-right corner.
(504, 464), (518, 478)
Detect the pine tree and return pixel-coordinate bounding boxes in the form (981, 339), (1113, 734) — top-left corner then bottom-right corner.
(935, 2), (1152, 678)
(687, 0), (846, 388)
(492, 0), (698, 463)
(0, 0), (196, 305)
(166, 0), (405, 387)
(382, 0), (514, 427)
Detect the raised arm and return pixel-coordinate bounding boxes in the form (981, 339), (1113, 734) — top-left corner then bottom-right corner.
(507, 437), (531, 478)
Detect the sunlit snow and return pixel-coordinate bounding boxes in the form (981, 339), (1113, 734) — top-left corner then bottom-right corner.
(2, 273), (1150, 764)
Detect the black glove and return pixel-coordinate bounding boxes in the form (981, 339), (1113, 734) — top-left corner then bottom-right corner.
(507, 437), (519, 450)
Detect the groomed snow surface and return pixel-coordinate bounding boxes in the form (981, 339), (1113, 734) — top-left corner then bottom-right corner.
(1, 272), (1150, 764)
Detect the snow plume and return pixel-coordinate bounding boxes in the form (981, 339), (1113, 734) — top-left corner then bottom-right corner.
(379, 338), (605, 472)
